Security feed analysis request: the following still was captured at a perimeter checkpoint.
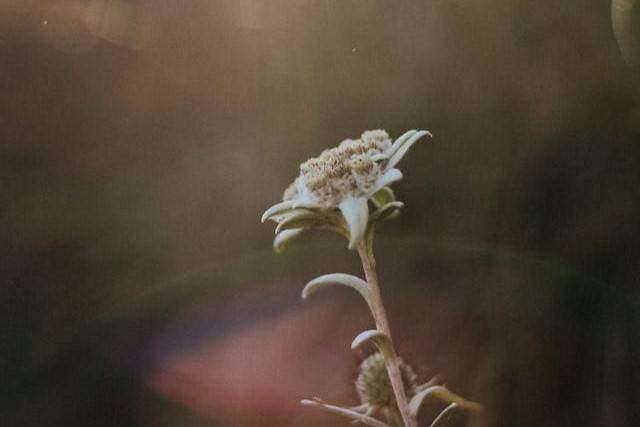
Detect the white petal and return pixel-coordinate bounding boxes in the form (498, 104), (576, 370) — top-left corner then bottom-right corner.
(261, 199), (320, 223)
(301, 399), (390, 427)
(388, 129), (418, 155)
(386, 130), (431, 170)
(302, 273), (374, 317)
(262, 200), (296, 223)
(273, 228), (303, 253)
(338, 197), (369, 250)
(375, 168), (403, 190)
(275, 211), (322, 234)
(370, 153), (389, 162)
(268, 208), (309, 224)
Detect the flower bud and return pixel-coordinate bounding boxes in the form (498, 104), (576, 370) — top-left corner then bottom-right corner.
(356, 352), (417, 409)
(361, 129), (392, 153)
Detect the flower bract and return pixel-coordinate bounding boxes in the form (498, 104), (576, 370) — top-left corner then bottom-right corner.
(262, 129), (430, 251)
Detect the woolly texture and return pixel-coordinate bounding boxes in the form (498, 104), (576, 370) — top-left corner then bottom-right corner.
(283, 130), (392, 206)
(356, 352), (417, 409)
(263, 129), (430, 251)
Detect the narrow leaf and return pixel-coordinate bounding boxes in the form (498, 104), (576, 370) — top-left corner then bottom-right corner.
(275, 211), (324, 234)
(261, 200), (319, 223)
(415, 375), (441, 392)
(371, 187), (396, 208)
(270, 207), (317, 224)
(351, 330), (395, 359)
(302, 273), (373, 314)
(262, 200), (296, 223)
(339, 197), (369, 250)
(430, 403), (458, 427)
(273, 228), (303, 253)
(301, 398), (390, 427)
(376, 168), (403, 189)
(371, 153), (390, 162)
(386, 130), (431, 170)
(370, 201), (404, 222)
(389, 130), (418, 154)
(409, 386), (481, 417)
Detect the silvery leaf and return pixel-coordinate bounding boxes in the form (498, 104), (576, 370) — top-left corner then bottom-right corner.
(376, 168), (403, 189)
(301, 398), (390, 427)
(389, 130), (418, 155)
(302, 273), (374, 315)
(408, 385), (481, 418)
(274, 211), (326, 234)
(269, 208), (315, 224)
(273, 228), (303, 253)
(351, 330), (395, 359)
(370, 153), (390, 162)
(386, 130), (431, 170)
(415, 376), (441, 392)
(370, 201), (404, 222)
(430, 403), (458, 427)
(371, 187), (396, 208)
(338, 196), (369, 250)
(261, 200), (320, 223)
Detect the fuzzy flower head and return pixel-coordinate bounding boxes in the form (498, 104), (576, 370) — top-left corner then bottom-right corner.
(357, 352), (417, 411)
(262, 129), (430, 251)
(283, 130), (394, 206)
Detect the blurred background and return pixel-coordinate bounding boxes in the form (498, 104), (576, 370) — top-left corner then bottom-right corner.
(1, 1), (639, 426)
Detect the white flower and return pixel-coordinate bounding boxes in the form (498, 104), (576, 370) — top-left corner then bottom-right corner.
(262, 129), (430, 251)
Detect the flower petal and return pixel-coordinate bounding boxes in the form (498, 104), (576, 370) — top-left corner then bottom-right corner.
(338, 197), (369, 250)
(386, 130), (431, 170)
(268, 208), (312, 224)
(375, 168), (403, 190)
(301, 273), (374, 317)
(261, 200), (320, 223)
(273, 228), (303, 253)
(301, 398), (390, 427)
(261, 200), (296, 223)
(370, 153), (389, 162)
(274, 211), (324, 234)
(388, 129), (418, 154)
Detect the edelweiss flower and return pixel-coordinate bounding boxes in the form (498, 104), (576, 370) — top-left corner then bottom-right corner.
(261, 129), (430, 251)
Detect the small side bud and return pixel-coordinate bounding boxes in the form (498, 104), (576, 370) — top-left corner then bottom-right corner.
(356, 353), (417, 410)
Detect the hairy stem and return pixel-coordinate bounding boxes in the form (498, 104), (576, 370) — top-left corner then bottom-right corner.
(357, 243), (417, 427)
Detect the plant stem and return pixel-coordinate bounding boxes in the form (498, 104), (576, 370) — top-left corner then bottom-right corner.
(357, 243), (417, 427)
